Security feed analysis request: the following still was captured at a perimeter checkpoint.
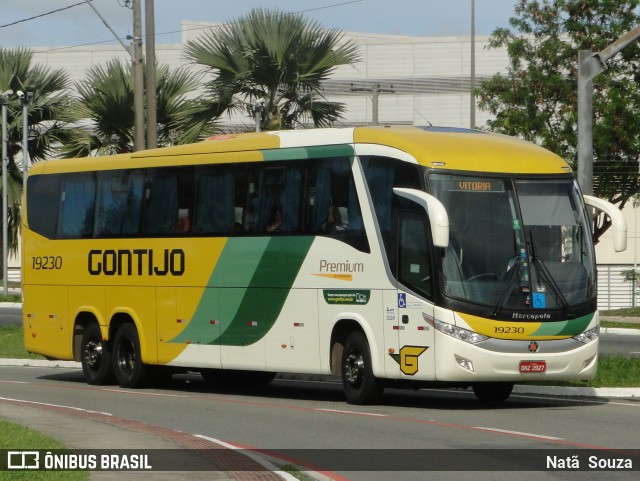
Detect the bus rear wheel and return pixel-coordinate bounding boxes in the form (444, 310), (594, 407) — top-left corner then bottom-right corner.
(80, 323), (114, 385)
(341, 331), (383, 405)
(112, 323), (151, 388)
(472, 382), (514, 403)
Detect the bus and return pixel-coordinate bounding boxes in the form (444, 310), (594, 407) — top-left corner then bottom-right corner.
(22, 126), (626, 404)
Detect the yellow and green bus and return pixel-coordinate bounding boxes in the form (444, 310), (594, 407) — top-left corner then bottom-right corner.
(22, 126), (626, 403)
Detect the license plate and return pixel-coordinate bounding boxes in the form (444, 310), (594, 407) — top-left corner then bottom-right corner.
(519, 360), (546, 373)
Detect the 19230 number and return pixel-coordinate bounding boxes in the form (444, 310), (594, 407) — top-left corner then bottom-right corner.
(32, 256), (63, 270)
(494, 326), (525, 335)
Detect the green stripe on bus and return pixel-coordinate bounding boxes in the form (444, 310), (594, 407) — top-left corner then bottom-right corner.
(169, 236), (314, 346)
(212, 236), (314, 346)
(261, 144), (354, 161)
(531, 313), (594, 337)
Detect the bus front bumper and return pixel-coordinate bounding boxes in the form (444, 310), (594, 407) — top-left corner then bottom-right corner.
(433, 331), (599, 382)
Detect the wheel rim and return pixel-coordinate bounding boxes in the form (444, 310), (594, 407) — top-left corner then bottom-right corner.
(116, 338), (136, 376)
(83, 339), (103, 371)
(344, 349), (365, 388)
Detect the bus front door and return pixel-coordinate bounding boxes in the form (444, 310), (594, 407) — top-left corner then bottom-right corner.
(389, 212), (437, 380)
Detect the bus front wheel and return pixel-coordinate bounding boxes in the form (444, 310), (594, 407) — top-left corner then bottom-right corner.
(112, 323), (151, 388)
(80, 323), (114, 385)
(341, 331), (383, 405)
(472, 382), (514, 403)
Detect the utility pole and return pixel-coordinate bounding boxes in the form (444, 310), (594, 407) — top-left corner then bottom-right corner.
(577, 25), (640, 196)
(145, 0), (157, 149)
(350, 84), (395, 125)
(1, 90), (12, 295)
(132, 0), (145, 151)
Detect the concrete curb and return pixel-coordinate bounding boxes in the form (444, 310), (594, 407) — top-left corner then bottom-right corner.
(2, 358), (639, 399)
(602, 326), (640, 336)
(512, 384), (640, 399)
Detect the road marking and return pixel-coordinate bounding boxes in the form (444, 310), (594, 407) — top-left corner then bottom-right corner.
(194, 435), (301, 481)
(0, 396), (112, 416)
(0, 380), (29, 384)
(100, 389), (188, 398)
(473, 426), (563, 441)
(316, 408), (388, 417)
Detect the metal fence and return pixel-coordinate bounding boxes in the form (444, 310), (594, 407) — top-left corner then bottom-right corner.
(597, 264), (638, 310)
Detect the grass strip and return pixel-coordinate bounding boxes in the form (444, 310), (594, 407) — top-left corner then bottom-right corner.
(0, 418), (88, 481)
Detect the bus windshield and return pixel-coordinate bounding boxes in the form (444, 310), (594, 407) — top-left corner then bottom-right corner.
(428, 174), (595, 316)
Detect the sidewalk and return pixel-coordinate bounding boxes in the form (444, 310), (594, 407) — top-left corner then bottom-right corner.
(0, 396), (307, 481)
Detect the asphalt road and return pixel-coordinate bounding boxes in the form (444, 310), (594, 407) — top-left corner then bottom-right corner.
(1, 365), (639, 481)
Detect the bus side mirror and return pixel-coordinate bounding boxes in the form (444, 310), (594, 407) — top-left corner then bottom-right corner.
(583, 195), (627, 252)
(393, 188), (449, 248)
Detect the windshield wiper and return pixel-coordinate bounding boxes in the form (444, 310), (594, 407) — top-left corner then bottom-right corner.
(527, 231), (574, 319)
(490, 256), (521, 317)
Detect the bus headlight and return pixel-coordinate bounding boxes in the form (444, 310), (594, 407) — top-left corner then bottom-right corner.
(572, 325), (599, 344)
(433, 319), (488, 344)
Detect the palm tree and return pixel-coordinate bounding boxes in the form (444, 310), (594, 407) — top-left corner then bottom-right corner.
(185, 8), (360, 130)
(0, 47), (76, 254)
(62, 59), (217, 157)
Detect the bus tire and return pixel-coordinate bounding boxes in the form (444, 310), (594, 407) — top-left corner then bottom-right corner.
(341, 331), (383, 405)
(472, 382), (514, 403)
(80, 323), (114, 385)
(112, 323), (151, 388)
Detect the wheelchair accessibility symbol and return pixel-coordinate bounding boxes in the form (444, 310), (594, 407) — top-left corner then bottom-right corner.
(533, 292), (546, 309)
(398, 293), (406, 308)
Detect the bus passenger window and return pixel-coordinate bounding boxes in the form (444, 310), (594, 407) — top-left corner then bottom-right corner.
(94, 170), (143, 237)
(58, 174), (96, 238)
(27, 175), (60, 239)
(193, 167), (234, 234)
(244, 164), (300, 234)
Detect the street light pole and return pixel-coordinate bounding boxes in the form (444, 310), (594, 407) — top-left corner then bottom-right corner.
(577, 25), (640, 196)
(1, 90), (13, 295)
(145, 0), (157, 149)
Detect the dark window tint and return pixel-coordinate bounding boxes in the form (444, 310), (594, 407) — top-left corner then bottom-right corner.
(58, 174), (95, 237)
(27, 175), (60, 238)
(143, 167), (192, 235)
(94, 170), (143, 236)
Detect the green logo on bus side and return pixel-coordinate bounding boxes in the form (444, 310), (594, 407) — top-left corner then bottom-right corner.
(323, 290), (370, 305)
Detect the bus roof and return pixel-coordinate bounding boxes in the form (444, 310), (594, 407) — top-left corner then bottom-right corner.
(32, 126), (571, 176)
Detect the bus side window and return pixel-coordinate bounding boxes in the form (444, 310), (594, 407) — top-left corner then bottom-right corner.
(398, 212), (433, 300)
(306, 158), (363, 233)
(58, 174), (96, 238)
(193, 167), (235, 234)
(143, 167), (192, 235)
(27, 175), (60, 239)
(245, 164), (301, 234)
(94, 170), (143, 236)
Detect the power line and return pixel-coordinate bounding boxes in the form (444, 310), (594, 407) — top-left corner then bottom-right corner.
(22, 0), (367, 54)
(0, 1), (86, 29)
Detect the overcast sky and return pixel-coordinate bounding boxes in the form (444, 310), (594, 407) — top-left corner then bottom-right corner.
(0, 0), (519, 48)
